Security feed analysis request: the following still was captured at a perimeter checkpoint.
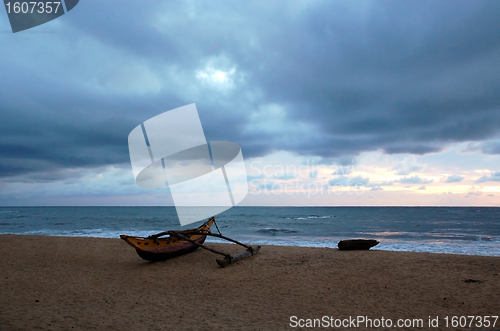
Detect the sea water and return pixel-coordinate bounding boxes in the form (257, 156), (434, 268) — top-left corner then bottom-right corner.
(0, 206), (499, 256)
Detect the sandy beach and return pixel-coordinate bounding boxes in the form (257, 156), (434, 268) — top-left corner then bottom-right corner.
(1, 235), (499, 330)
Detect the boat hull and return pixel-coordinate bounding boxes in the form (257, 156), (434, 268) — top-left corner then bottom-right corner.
(135, 235), (207, 261)
(120, 218), (214, 262)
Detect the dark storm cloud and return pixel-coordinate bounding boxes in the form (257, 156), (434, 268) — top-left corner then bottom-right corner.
(252, 0), (500, 157)
(0, 84), (148, 178)
(1, 0), (499, 180)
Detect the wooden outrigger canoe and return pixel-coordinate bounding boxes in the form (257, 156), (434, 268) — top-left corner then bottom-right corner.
(120, 218), (215, 262)
(120, 217), (260, 267)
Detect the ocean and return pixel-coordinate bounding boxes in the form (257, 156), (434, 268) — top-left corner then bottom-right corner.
(0, 206), (499, 256)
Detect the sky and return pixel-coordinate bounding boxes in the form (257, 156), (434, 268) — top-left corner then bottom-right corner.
(0, 0), (499, 206)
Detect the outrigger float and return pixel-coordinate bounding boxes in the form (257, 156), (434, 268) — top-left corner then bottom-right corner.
(120, 217), (260, 267)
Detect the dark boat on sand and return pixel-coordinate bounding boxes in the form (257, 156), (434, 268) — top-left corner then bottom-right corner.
(120, 217), (260, 267)
(120, 218), (214, 262)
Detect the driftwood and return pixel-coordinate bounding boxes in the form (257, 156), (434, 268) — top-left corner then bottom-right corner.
(338, 239), (379, 250)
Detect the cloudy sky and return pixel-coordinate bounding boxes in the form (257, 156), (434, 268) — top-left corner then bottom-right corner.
(1, 0), (499, 206)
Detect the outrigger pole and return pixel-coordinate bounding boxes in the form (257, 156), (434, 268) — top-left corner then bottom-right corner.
(147, 217), (261, 267)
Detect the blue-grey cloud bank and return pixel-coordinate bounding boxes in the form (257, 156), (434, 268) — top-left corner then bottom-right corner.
(0, 0), (499, 205)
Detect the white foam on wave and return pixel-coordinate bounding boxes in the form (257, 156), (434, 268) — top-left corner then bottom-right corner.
(294, 215), (335, 220)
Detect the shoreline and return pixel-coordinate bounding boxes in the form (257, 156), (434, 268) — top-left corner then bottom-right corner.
(2, 233), (499, 258)
(1, 234), (499, 330)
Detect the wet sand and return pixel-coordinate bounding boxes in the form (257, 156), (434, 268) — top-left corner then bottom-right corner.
(1, 234), (499, 330)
